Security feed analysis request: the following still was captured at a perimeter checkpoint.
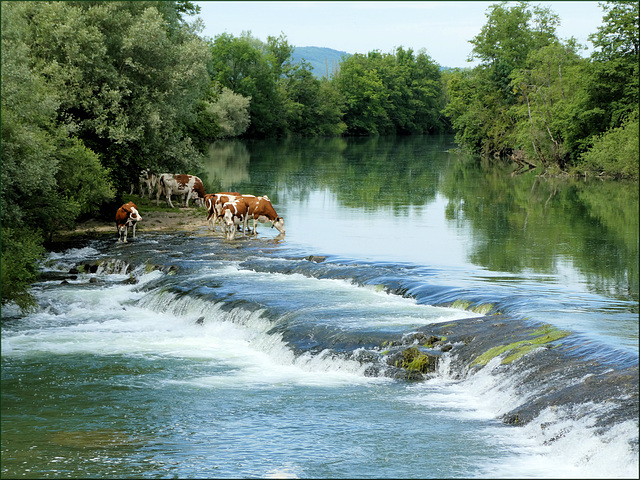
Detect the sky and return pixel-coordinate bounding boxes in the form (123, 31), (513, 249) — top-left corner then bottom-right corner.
(190, 1), (606, 68)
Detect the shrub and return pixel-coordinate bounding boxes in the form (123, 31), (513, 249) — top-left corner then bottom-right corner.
(1, 227), (46, 313)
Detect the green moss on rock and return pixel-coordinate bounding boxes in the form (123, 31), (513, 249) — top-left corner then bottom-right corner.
(470, 324), (570, 366)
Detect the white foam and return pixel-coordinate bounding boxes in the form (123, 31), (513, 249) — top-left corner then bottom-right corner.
(404, 353), (639, 479)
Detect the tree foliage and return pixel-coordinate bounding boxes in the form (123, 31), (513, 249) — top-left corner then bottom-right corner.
(1, 1), (208, 310)
(577, 110), (639, 179)
(208, 31), (348, 138)
(443, 1), (639, 178)
(335, 48), (444, 136)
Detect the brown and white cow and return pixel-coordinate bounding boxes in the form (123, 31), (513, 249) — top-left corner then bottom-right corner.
(115, 202), (142, 243)
(243, 195), (285, 237)
(156, 173), (206, 208)
(204, 192), (240, 232)
(138, 169), (157, 199)
(221, 197), (248, 240)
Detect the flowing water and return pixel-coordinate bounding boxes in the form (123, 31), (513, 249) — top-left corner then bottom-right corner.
(2, 135), (638, 479)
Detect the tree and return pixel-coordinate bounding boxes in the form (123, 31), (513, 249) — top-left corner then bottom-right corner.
(21, 1), (211, 196)
(209, 32), (284, 138)
(335, 48), (444, 136)
(445, 2), (565, 160)
(1, 1), (114, 310)
(577, 109), (639, 179)
(585, 0), (639, 129)
(1, 1), (211, 310)
(284, 60), (346, 136)
(567, 0), (639, 178)
(508, 41), (587, 170)
(208, 87), (252, 139)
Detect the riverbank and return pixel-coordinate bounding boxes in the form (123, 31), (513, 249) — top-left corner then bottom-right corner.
(50, 207), (208, 244)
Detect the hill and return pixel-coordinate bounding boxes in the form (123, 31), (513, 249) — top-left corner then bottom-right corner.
(291, 46), (350, 78)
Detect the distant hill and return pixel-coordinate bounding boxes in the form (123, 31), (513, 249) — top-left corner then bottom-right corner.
(291, 47), (350, 78)
(291, 46), (453, 77)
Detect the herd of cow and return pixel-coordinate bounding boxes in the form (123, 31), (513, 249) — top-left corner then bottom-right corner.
(115, 170), (285, 243)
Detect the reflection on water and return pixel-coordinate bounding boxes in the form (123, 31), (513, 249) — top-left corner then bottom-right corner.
(202, 140), (251, 192)
(199, 135), (638, 307)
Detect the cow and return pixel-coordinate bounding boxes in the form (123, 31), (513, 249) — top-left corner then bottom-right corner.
(115, 202), (142, 243)
(243, 195), (285, 237)
(221, 197), (248, 240)
(138, 169), (157, 199)
(156, 173), (206, 208)
(204, 192), (240, 232)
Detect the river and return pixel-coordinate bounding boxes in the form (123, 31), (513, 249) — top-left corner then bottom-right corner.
(2, 135), (638, 478)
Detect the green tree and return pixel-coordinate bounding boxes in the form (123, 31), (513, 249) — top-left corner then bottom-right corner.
(445, 2), (574, 162)
(335, 52), (391, 135)
(567, 0), (639, 178)
(508, 41), (587, 170)
(207, 86), (252, 139)
(1, 1), (114, 310)
(21, 1), (211, 195)
(284, 60), (346, 136)
(335, 48), (443, 136)
(577, 109), (639, 179)
(208, 31), (346, 138)
(1, 1), (211, 310)
(584, 0), (639, 130)
(209, 32), (284, 138)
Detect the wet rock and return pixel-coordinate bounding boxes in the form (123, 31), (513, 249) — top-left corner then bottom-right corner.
(71, 259), (131, 275)
(503, 414), (520, 425)
(383, 346), (438, 379)
(306, 255), (326, 263)
(404, 333), (442, 346)
(145, 263), (180, 275)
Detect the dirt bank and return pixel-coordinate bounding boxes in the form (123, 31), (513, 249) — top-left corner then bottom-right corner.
(51, 207), (209, 243)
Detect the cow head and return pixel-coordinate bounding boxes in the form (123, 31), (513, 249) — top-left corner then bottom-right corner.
(127, 206), (142, 224)
(271, 217), (285, 234)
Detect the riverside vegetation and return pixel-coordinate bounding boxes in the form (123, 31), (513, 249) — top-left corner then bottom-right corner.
(2, 0), (638, 310)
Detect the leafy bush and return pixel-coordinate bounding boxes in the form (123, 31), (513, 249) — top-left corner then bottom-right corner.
(1, 228), (45, 312)
(576, 112), (639, 179)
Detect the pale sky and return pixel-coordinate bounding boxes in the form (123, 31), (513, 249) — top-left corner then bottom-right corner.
(191, 1), (606, 68)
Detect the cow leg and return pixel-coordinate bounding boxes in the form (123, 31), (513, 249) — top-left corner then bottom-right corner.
(242, 216), (249, 237)
(132, 222), (136, 239)
(206, 207), (216, 231)
(166, 193), (175, 209)
(227, 220), (236, 240)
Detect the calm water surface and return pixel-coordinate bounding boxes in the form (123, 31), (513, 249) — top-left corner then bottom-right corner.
(2, 135), (638, 478)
